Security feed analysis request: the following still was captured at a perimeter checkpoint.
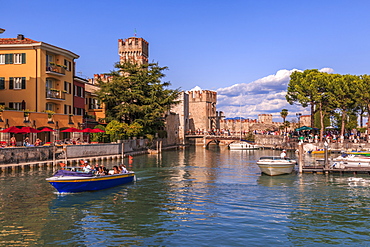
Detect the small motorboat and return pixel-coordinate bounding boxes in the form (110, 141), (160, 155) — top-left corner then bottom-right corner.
(46, 167), (135, 193)
(332, 154), (370, 169)
(256, 156), (297, 176)
(229, 141), (260, 150)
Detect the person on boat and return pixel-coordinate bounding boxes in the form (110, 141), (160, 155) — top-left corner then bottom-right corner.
(120, 164), (128, 173)
(113, 166), (120, 174)
(98, 166), (105, 175)
(280, 150), (287, 159)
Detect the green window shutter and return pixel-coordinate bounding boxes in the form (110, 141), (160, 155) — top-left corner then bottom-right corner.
(9, 77), (13, 89)
(5, 54), (13, 64)
(9, 102), (13, 109)
(21, 77), (26, 89)
(21, 53), (26, 64)
(0, 77), (4, 89)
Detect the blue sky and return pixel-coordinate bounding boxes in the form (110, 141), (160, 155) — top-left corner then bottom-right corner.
(2, 0), (370, 121)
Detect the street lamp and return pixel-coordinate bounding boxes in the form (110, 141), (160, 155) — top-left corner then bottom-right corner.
(0, 28), (5, 34)
(296, 113), (302, 128)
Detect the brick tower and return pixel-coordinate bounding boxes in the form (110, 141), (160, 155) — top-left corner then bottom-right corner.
(118, 37), (149, 64)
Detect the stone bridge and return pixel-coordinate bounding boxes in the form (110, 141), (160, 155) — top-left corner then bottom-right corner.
(185, 134), (242, 148)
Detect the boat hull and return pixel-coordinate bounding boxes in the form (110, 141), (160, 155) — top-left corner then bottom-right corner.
(256, 163), (295, 176)
(229, 142), (260, 150)
(46, 172), (135, 193)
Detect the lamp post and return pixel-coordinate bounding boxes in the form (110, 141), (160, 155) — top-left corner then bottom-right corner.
(296, 113), (302, 128)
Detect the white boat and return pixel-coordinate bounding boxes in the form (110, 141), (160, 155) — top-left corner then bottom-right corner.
(229, 141), (260, 150)
(256, 156), (297, 176)
(332, 154), (370, 168)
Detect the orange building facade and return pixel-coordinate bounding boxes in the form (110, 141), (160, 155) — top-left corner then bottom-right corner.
(0, 34), (83, 143)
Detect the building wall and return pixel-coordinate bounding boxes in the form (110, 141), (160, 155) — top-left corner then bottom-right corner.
(0, 35), (80, 130)
(168, 92), (189, 145)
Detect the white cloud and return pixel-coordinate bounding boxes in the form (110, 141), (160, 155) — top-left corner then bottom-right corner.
(216, 68), (331, 121)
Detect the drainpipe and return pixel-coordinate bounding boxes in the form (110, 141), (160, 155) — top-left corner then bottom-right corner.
(33, 47), (38, 112)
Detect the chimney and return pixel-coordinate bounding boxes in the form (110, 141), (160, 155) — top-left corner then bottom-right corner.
(17, 34), (24, 40)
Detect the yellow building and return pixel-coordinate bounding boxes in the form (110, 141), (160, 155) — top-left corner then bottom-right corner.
(0, 34), (82, 141)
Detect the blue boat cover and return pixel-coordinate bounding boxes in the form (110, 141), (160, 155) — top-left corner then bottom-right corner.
(53, 169), (94, 177)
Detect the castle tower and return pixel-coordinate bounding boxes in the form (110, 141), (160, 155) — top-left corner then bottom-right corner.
(118, 37), (149, 64)
(258, 114), (273, 124)
(187, 89), (217, 132)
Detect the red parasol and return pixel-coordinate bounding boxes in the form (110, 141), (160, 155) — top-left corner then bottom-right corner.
(39, 127), (54, 132)
(18, 127), (41, 133)
(81, 128), (95, 133)
(61, 127), (82, 132)
(91, 128), (105, 133)
(0, 126), (22, 133)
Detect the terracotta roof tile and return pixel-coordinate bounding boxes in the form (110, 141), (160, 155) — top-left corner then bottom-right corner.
(0, 38), (39, 44)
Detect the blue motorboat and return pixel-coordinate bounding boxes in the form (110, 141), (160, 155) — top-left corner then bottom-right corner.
(46, 167), (135, 193)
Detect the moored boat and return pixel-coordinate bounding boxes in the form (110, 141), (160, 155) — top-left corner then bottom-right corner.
(229, 141), (260, 150)
(332, 154), (370, 168)
(256, 156), (297, 176)
(46, 167), (135, 193)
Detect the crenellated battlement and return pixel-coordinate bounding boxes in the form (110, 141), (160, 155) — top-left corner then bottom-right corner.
(187, 90), (217, 103)
(118, 37), (149, 64)
(88, 74), (112, 84)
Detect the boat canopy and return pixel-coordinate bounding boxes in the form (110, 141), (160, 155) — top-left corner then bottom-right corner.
(53, 169), (94, 177)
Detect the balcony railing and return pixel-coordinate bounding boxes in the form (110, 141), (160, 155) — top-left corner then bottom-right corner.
(46, 65), (66, 75)
(46, 89), (65, 100)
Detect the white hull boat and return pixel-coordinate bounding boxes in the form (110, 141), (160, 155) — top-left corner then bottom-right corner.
(332, 154), (370, 168)
(229, 141), (260, 150)
(256, 156), (297, 176)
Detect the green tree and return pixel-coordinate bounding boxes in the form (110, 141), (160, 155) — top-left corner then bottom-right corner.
(286, 69), (322, 127)
(357, 75), (370, 132)
(280, 109), (288, 123)
(90, 125), (108, 143)
(328, 74), (359, 138)
(96, 62), (180, 137)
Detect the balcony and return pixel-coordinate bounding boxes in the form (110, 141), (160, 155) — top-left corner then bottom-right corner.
(46, 89), (65, 100)
(46, 65), (65, 76)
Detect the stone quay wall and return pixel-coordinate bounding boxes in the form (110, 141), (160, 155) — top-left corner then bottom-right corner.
(0, 146), (53, 165)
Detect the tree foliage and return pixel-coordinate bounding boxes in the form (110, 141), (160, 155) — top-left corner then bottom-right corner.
(286, 69), (367, 139)
(96, 62), (180, 137)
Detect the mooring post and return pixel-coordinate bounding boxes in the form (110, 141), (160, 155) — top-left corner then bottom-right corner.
(324, 141), (329, 173)
(298, 141), (303, 173)
(121, 142), (124, 160)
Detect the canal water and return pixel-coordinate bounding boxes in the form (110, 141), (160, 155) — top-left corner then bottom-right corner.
(1, 146), (370, 246)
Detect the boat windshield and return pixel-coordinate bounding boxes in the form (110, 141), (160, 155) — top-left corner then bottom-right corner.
(259, 156), (291, 160)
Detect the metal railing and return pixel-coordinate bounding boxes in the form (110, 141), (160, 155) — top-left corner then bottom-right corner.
(46, 89), (65, 100)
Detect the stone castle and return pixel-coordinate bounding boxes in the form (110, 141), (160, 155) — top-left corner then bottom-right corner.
(90, 35), (288, 145)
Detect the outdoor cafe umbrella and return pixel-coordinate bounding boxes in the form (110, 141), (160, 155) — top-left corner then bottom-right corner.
(91, 128), (105, 133)
(39, 127), (54, 132)
(39, 127), (54, 143)
(0, 126), (22, 133)
(81, 128), (95, 133)
(61, 127), (82, 132)
(18, 127), (41, 133)
(295, 126), (314, 131)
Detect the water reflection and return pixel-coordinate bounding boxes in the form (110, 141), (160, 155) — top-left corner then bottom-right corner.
(1, 147), (370, 245)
